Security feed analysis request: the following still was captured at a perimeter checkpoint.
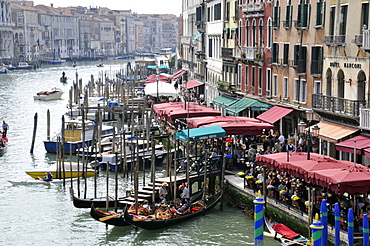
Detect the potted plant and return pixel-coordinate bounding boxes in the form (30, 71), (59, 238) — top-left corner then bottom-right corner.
(241, 52), (246, 58)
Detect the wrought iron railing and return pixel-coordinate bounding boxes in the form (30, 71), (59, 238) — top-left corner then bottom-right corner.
(312, 94), (366, 118)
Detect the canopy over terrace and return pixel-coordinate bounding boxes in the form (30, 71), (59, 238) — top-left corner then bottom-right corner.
(335, 134), (370, 154)
(175, 125), (226, 142)
(180, 79), (203, 89)
(186, 116), (261, 128)
(145, 74), (171, 85)
(162, 104), (221, 122)
(200, 121), (274, 136)
(256, 152), (370, 194)
(153, 102), (197, 117)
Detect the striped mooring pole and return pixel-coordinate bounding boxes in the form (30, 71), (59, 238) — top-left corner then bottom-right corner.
(254, 190), (265, 246)
(310, 213), (324, 246)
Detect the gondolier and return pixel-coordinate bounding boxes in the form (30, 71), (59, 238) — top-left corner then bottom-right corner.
(2, 120), (8, 138)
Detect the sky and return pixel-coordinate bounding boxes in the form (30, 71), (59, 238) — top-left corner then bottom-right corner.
(32, 0), (182, 15)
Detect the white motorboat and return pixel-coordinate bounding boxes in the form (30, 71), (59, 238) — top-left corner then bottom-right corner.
(8, 178), (79, 185)
(34, 88), (63, 101)
(16, 62), (33, 69)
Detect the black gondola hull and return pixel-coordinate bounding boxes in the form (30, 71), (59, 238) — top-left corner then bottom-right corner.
(90, 205), (129, 226)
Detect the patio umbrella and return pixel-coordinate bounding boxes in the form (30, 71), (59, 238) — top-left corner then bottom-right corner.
(144, 81), (177, 98)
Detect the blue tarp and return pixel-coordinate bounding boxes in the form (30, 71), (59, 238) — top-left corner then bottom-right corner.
(175, 125), (226, 142)
(192, 33), (203, 42)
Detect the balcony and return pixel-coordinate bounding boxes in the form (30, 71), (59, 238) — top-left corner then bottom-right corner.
(222, 47), (234, 59)
(324, 35), (346, 46)
(235, 47), (263, 63)
(242, 2), (264, 13)
(312, 94), (366, 118)
(217, 80), (236, 94)
(360, 107), (370, 130)
(363, 30), (370, 50)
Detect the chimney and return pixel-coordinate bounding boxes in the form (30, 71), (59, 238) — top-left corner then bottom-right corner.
(50, 3), (53, 8)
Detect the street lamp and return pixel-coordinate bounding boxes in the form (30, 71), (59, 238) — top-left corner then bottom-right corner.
(298, 119), (320, 160)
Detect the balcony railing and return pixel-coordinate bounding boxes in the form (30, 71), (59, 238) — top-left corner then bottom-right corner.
(324, 35), (346, 46)
(217, 80), (236, 93)
(360, 107), (370, 130)
(222, 47), (234, 59)
(235, 46), (263, 62)
(242, 2), (264, 13)
(353, 34), (363, 46)
(312, 94), (366, 118)
(282, 20), (291, 29)
(363, 30), (370, 50)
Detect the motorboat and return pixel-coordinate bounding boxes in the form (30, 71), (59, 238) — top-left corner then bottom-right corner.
(16, 62), (33, 69)
(43, 118), (114, 153)
(0, 66), (8, 74)
(8, 178), (78, 185)
(96, 64), (104, 67)
(33, 88), (63, 101)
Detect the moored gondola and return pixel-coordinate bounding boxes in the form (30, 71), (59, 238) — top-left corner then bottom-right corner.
(123, 191), (222, 230)
(90, 204), (129, 226)
(70, 187), (126, 208)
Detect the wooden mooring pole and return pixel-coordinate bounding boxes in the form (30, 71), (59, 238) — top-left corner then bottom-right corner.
(30, 112), (38, 153)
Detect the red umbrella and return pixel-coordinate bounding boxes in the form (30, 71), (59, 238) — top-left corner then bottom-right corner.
(200, 121), (274, 136)
(311, 166), (370, 194)
(256, 152), (326, 170)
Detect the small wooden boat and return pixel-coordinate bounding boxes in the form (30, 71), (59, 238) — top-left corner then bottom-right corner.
(264, 217), (309, 246)
(96, 64), (104, 67)
(90, 204), (129, 226)
(25, 163), (96, 179)
(70, 187), (127, 208)
(33, 88), (63, 101)
(123, 191), (222, 230)
(60, 77), (67, 83)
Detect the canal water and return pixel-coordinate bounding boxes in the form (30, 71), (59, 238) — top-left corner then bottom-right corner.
(0, 60), (280, 245)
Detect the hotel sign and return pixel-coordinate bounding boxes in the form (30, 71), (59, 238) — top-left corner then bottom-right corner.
(330, 62), (362, 69)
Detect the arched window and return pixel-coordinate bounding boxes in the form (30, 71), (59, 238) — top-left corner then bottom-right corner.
(259, 19), (263, 46)
(252, 19), (256, 47)
(267, 18), (272, 48)
(337, 69), (345, 98)
(326, 68), (332, 96)
(246, 20), (250, 46)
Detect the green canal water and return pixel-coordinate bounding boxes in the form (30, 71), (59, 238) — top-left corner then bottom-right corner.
(0, 60), (280, 245)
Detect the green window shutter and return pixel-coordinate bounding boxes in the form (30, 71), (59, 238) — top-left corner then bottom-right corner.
(277, 6), (281, 27)
(283, 43), (289, 64)
(321, 2), (326, 26)
(293, 44), (299, 66)
(235, 1), (238, 20)
(315, 2), (321, 26)
(226, 2), (230, 21)
(298, 4), (302, 27)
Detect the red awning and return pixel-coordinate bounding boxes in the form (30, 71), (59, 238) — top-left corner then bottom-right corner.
(200, 121), (274, 135)
(145, 74), (171, 85)
(256, 106), (294, 124)
(187, 116), (261, 128)
(180, 79), (203, 89)
(153, 102), (184, 116)
(163, 105), (221, 122)
(336, 135), (370, 154)
(171, 69), (187, 79)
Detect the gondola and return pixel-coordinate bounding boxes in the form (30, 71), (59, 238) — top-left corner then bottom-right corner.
(123, 191), (222, 230)
(70, 187), (126, 208)
(264, 216), (309, 246)
(90, 204), (129, 226)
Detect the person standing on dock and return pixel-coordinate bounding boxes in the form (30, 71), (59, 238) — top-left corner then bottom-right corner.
(2, 120), (8, 138)
(179, 183), (190, 204)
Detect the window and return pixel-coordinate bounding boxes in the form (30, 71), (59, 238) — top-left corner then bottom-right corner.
(252, 66), (256, 93)
(283, 43), (289, 65)
(267, 18), (272, 48)
(273, 1), (280, 28)
(283, 77), (288, 99)
(259, 19), (263, 46)
(196, 6), (202, 22)
(272, 43), (279, 63)
(226, 2), (230, 21)
(235, 0), (239, 21)
(258, 67), (262, 95)
(252, 20), (256, 47)
(315, 0), (325, 27)
(314, 80), (321, 94)
(300, 79), (307, 103)
(238, 64), (242, 90)
(339, 5), (348, 36)
(209, 38), (213, 57)
(245, 66), (249, 88)
(273, 74), (278, 96)
(294, 78), (299, 101)
(246, 21), (250, 46)
(266, 69), (272, 97)
(311, 46), (323, 75)
(285, 1), (293, 28)
(329, 6), (335, 36)
(297, 1), (310, 28)
(361, 3), (369, 30)
(207, 7), (211, 22)
(293, 44), (299, 66)
(297, 46), (307, 74)
(214, 3), (222, 21)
